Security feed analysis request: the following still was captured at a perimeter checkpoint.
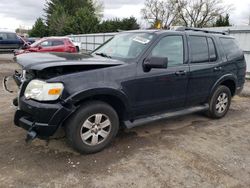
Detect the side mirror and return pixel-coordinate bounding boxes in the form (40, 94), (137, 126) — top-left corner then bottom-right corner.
(0, 37), (3, 40)
(38, 45), (42, 50)
(143, 57), (168, 72)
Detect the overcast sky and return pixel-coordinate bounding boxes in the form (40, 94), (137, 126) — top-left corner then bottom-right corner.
(0, 0), (249, 31)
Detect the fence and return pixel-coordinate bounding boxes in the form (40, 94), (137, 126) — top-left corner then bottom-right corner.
(69, 26), (250, 73)
(69, 32), (116, 52)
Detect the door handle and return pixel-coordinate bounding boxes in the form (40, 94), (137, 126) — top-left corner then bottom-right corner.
(214, 67), (222, 71)
(175, 70), (186, 76)
(175, 70), (187, 76)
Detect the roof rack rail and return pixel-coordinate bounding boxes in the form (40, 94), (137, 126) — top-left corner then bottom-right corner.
(170, 26), (228, 35)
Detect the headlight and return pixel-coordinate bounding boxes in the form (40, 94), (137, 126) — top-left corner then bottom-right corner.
(24, 80), (64, 101)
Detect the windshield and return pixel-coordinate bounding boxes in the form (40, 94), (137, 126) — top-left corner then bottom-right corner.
(30, 38), (45, 47)
(93, 32), (154, 60)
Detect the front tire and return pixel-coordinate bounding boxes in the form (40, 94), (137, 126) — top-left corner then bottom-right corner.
(66, 101), (119, 154)
(207, 85), (231, 119)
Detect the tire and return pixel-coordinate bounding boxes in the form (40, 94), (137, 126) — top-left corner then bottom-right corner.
(207, 85), (231, 119)
(66, 101), (119, 154)
(76, 46), (80, 53)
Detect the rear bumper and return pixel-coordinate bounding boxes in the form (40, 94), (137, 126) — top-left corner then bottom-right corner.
(14, 96), (74, 138)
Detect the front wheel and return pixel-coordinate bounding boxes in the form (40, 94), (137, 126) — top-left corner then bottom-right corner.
(66, 101), (119, 154)
(207, 85), (231, 119)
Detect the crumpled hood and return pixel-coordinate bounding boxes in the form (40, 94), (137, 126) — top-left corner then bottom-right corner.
(14, 52), (125, 70)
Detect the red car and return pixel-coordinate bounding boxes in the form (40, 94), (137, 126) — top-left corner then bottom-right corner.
(14, 37), (77, 55)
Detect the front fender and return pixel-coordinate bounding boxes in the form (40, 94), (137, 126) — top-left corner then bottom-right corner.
(65, 87), (131, 112)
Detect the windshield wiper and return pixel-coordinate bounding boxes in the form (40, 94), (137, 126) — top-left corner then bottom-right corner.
(95, 52), (112, 59)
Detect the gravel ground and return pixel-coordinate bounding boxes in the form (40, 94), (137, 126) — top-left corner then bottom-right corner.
(0, 54), (250, 188)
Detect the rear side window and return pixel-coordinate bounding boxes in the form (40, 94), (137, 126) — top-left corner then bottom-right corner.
(189, 36), (209, 63)
(6, 33), (17, 40)
(52, 40), (64, 46)
(207, 38), (217, 62)
(0, 33), (7, 40)
(0, 32), (17, 40)
(220, 38), (242, 60)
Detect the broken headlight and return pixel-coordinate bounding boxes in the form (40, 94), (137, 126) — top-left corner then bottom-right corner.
(24, 80), (64, 101)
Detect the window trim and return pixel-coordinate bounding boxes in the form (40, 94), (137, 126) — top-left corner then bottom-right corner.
(150, 35), (185, 67)
(207, 37), (218, 63)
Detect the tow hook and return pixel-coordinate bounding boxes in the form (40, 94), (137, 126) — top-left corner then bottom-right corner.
(25, 131), (37, 143)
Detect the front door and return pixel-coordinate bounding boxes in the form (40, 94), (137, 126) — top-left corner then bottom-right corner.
(133, 34), (189, 117)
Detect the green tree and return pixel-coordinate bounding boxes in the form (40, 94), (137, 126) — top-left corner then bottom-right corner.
(29, 18), (48, 37)
(44, 0), (101, 35)
(30, 0), (139, 36)
(71, 7), (99, 34)
(99, 17), (140, 33)
(214, 14), (231, 27)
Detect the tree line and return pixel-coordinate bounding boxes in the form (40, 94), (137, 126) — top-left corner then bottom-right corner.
(29, 0), (140, 37)
(141, 0), (232, 29)
(29, 0), (232, 37)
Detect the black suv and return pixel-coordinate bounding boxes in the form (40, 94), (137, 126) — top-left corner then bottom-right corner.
(10, 27), (246, 153)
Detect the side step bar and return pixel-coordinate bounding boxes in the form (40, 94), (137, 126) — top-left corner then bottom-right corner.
(124, 104), (209, 129)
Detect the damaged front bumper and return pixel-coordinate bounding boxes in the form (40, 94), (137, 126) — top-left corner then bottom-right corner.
(14, 96), (74, 139)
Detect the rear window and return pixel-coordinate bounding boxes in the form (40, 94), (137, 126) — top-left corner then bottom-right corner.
(220, 38), (242, 60)
(189, 36), (209, 63)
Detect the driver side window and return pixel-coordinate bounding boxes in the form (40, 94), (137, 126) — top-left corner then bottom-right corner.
(151, 36), (184, 66)
(40, 40), (52, 47)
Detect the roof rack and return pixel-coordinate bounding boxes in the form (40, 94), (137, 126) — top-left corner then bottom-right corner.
(170, 26), (228, 35)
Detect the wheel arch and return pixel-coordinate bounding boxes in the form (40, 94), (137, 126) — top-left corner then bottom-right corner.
(210, 74), (237, 97)
(66, 88), (132, 122)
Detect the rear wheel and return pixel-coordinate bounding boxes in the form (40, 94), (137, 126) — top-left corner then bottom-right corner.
(66, 101), (119, 154)
(207, 85), (231, 119)
(76, 46), (80, 53)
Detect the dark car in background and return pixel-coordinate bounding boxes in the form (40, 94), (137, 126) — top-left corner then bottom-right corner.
(14, 37), (77, 55)
(0, 31), (23, 52)
(0, 31), (36, 52)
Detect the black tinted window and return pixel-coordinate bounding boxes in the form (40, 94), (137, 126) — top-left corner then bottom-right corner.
(220, 38), (242, 60)
(207, 38), (217, 62)
(189, 36), (209, 63)
(52, 40), (64, 46)
(152, 36), (184, 66)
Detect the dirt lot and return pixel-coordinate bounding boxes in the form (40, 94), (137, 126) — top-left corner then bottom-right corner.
(0, 54), (250, 188)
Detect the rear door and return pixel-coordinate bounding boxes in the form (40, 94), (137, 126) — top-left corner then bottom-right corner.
(50, 40), (65, 52)
(186, 35), (223, 106)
